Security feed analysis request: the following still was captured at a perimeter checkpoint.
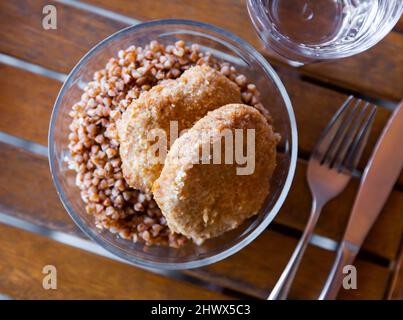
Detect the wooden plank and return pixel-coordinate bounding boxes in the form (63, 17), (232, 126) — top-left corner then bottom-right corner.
(0, 0), (126, 73)
(187, 230), (390, 299)
(0, 142), (81, 236)
(387, 243), (403, 300)
(280, 76), (403, 219)
(0, 0), (401, 101)
(0, 218), (389, 300)
(0, 223), (231, 299)
(1, 0), (400, 300)
(82, 0), (403, 101)
(2, 132), (402, 260)
(0, 64), (61, 145)
(2, 63), (401, 187)
(277, 72), (397, 176)
(0, 141), (401, 262)
(300, 32), (403, 102)
(276, 160), (403, 261)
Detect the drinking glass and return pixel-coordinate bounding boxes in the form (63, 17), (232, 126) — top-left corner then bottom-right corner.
(247, 0), (403, 66)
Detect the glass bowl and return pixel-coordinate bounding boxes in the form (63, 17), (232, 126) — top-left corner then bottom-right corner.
(48, 19), (297, 270)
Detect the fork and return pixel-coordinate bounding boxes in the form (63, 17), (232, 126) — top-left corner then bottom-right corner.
(268, 96), (377, 300)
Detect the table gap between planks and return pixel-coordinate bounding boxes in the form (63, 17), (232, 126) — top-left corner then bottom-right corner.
(0, 0), (401, 300)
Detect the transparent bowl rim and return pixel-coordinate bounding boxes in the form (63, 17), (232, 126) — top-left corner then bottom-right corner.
(48, 19), (298, 270)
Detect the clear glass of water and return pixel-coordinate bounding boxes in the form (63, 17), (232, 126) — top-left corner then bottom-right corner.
(247, 0), (403, 66)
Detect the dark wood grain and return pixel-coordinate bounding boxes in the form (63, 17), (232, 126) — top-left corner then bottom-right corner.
(0, 129), (401, 260)
(0, 141), (401, 297)
(387, 242), (403, 300)
(0, 0), (401, 101)
(277, 72), (399, 181)
(2, 63), (401, 187)
(277, 160), (403, 261)
(82, 0), (403, 101)
(0, 0), (126, 73)
(0, 0), (401, 300)
(0, 142), (82, 236)
(300, 32), (403, 103)
(0, 141), (400, 268)
(187, 230), (391, 299)
(0, 223), (231, 299)
(0, 64), (61, 145)
(0, 145), (388, 299)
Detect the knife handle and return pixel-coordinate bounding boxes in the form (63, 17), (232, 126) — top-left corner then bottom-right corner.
(319, 241), (359, 300)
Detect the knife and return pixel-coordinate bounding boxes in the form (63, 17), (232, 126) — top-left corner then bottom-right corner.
(319, 101), (403, 300)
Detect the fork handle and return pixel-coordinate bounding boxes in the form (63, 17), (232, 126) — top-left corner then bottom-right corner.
(319, 241), (359, 300)
(268, 199), (323, 300)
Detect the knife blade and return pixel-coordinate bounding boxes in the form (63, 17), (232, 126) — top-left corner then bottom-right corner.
(319, 101), (403, 300)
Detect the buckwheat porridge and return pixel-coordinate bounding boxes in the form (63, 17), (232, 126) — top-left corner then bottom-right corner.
(67, 40), (278, 248)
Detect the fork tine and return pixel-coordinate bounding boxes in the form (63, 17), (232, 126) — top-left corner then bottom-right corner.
(330, 101), (370, 170)
(341, 104), (377, 172)
(321, 98), (361, 165)
(312, 95), (354, 162)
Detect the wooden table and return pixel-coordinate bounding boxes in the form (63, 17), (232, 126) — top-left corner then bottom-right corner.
(0, 0), (402, 300)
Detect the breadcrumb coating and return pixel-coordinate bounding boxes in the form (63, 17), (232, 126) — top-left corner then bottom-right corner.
(118, 65), (242, 193)
(153, 104), (279, 244)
